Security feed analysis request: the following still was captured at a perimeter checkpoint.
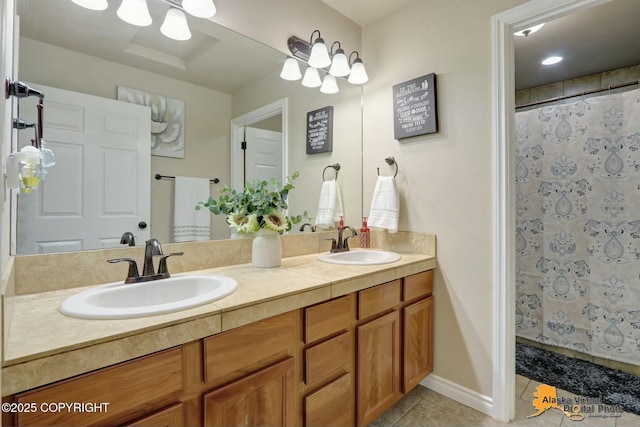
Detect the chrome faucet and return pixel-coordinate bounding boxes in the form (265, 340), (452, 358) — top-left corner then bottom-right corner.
(299, 223), (316, 232)
(108, 238), (183, 284)
(142, 238), (163, 276)
(325, 226), (358, 253)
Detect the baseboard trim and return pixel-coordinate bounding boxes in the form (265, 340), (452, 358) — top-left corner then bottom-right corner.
(420, 374), (494, 417)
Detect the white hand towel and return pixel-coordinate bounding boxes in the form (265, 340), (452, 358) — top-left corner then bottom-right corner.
(368, 176), (399, 233)
(315, 179), (344, 229)
(174, 176), (211, 242)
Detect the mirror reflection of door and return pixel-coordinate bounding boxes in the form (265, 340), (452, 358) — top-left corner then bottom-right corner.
(244, 126), (283, 185)
(16, 84), (151, 254)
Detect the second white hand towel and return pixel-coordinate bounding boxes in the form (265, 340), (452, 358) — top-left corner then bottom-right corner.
(315, 179), (344, 229)
(368, 175), (399, 233)
(174, 176), (211, 242)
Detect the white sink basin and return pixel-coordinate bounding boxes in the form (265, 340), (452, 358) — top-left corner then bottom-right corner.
(317, 249), (401, 265)
(59, 275), (237, 320)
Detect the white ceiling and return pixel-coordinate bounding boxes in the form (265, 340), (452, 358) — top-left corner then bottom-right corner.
(320, 0), (417, 26)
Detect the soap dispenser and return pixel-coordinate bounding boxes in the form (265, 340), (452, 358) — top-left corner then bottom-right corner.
(338, 216), (344, 230)
(360, 216), (370, 248)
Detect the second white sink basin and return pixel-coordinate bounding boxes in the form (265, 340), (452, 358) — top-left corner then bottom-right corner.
(59, 275), (237, 320)
(317, 249), (401, 265)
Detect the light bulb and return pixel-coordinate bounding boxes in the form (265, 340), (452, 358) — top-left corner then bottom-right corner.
(329, 48), (350, 77)
(302, 67), (321, 88)
(117, 0), (152, 27)
(71, 0), (108, 11)
(542, 56), (563, 65)
(182, 0), (217, 19)
(161, 8), (192, 41)
(280, 57), (302, 81)
(308, 38), (331, 69)
(348, 58), (369, 84)
(320, 74), (339, 94)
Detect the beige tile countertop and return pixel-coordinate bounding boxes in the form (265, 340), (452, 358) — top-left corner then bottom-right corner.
(2, 250), (435, 396)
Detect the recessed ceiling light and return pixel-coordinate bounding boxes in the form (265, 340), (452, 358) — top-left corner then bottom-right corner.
(542, 56), (563, 65)
(514, 23), (545, 37)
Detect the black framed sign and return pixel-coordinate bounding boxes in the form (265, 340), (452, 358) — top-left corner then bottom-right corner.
(306, 106), (333, 154)
(392, 73), (438, 139)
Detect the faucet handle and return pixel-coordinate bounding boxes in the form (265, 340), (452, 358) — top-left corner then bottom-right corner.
(107, 258), (139, 283)
(325, 238), (337, 251)
(157, 252), (184, 276)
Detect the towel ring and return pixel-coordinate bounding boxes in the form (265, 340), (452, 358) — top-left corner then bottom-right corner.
(377, 157), (398, 178)
(323, 163), (341, 181)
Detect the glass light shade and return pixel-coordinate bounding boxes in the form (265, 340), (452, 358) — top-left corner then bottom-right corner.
(348, 59), (369, 84)
(514, 23), (545, 37)
(117, 0), (152, 26)
(329, 49), (350, 77)
(320, 74), (339, 94)
(301, 67), (321, 88)
(280, 57), (302, 81)
(160, 8), (192, 41)
(308, 38), (331, 69)
(182, 0), (217, 19)
(71, 0), (108, 11)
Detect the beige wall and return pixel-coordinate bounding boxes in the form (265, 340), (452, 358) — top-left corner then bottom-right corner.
(361, 0), (528, 397)
(18, 38), (231, 243)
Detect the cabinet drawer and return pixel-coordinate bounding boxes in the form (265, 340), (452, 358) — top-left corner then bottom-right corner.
(127, 403), (183, 427)
(305, 373), (354, 427)
(358, 280), (401, 320)
(16, 348), (183, 427)
(403, 270), (433, 302)
(305, 295), (352, 344)
(305, 331), (352, 386)
(204, 311), (295, 384)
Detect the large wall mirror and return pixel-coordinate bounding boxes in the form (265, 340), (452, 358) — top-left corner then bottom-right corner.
(12, 0), (363, 255)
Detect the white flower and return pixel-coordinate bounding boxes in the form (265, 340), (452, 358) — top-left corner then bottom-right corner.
(263, 210), (287, 233)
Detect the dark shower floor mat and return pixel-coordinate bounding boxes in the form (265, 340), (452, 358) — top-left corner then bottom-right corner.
(516, 342), (640, 416)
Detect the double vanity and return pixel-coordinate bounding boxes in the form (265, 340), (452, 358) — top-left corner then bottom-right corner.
(2, 232), (436, 426)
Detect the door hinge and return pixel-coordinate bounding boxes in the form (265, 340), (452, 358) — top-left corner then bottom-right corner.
(241, 140), (247, 150)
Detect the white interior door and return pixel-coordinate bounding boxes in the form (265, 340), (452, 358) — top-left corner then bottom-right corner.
(244, 126), (283, 185)
(16, 84), (151, 254)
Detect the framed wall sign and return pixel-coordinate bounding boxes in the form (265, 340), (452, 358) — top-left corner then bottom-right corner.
(392, 73), (438, 139)
(306, 106), (333, 154)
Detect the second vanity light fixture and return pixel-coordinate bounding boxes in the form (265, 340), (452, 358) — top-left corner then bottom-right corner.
(280, 30), (369, 94)
(70, 0), (217, 41)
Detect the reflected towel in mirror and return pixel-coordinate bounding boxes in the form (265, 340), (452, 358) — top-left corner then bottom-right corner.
(368, 176), (399, 233)
(315, 179), (344, 229)
(174, 176), (211, 242)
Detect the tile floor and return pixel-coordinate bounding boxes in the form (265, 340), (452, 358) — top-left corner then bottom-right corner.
(369, 375), (640, 426)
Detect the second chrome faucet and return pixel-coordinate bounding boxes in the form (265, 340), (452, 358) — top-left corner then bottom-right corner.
(326, 226), (358, 253)
(108, 238), (183, 284)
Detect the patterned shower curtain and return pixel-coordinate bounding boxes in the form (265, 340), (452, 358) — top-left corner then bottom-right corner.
(515, 88), (640, 366)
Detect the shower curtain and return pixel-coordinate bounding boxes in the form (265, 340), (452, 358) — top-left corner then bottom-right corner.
(515, 88), (640, 366)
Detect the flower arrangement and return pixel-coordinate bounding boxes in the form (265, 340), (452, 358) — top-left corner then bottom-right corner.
(196, 172), (307, 235)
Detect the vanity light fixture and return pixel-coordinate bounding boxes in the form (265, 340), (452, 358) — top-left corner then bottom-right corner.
(320, 74), (339, 94)
(181, 0), (216, 18)
(308, 30), (332, 69)
(280, 57), (302, 81)
(329, 42), (350, 77)
(161, 8), (192, 40)
(281, 32), (368, 93)
(117, 0), (153, 27)
(542, 56), (563, 65)
(71, 0), (108, 10)
(301, 66), (322, 88)
(347, 51), (369, 85)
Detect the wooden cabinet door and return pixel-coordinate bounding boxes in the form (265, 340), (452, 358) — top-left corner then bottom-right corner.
(126, 404), (183, 427)
(402, 297), (434, 392)
(356, 311), (400, 427)
(204, 357), (295, 427)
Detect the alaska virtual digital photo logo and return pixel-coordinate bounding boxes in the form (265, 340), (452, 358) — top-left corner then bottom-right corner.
(528, 383), (625, 421)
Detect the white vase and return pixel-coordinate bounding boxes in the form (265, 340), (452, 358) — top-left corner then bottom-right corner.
(252, 229), (282, 268)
